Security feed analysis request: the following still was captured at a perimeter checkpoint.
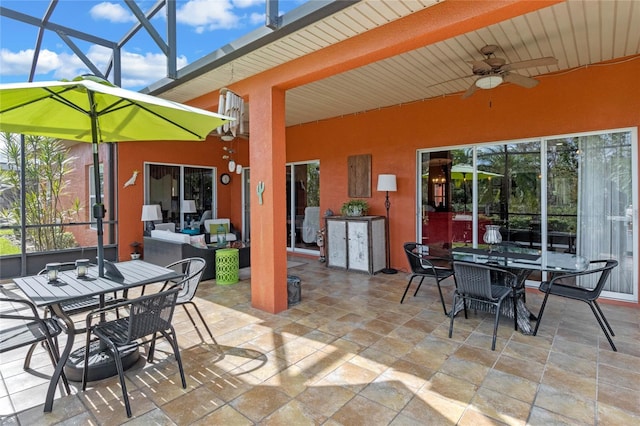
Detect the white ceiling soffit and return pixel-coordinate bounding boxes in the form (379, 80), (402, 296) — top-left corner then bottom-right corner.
(156, 0), (441, 105)
(159, 0), (640, 127)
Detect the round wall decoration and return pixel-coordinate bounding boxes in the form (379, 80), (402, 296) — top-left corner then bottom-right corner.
(220, 173), (231, 185)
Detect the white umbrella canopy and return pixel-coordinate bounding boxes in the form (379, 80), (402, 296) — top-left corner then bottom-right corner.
(0, 75), (233, 276)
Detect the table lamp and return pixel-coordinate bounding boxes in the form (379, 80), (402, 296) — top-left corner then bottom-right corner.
(182, 200), (197, 229)
(377, 174), (397, 274)
(141, 204), (162, 236)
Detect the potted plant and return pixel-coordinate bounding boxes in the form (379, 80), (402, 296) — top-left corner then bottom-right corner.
(130, 241), (141, 260)
(341, 199), (369, 217)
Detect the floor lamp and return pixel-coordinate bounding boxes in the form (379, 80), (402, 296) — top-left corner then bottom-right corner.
(377, 174), (397, 274)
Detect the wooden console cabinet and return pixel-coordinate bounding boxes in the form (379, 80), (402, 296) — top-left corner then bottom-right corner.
(325, 216), (386, 274)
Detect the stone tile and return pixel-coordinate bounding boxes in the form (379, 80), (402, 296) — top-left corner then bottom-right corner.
(295, 385), (356, 417)
(261, 399), (327, 425)
(162, 385), (226, 424)
(470, 386), (531, 425)
(533, 384), (595, 424)
(494, 355), (545, 383)
(438, 356), (490, 386)
(314, 361), (379, 393)
(424, 372), (478, 404)
(453, 344), (500, 368)
(540, 365), (596, 400)
(401, 390), (466, 425)
(597, 381), (640, 416)
(191, 405), (252, 425)
(598, 362), (640, 391)
(527, 406), (581, 425)
(330, 394), (398, 425)
(228, 385), (291, 422)
(597, 401), (640, 425)
(480, 369), (538, 404)
(359, 376), (416, 411)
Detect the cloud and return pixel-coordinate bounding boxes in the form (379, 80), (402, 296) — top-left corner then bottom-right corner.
(176, 0), (241, 31)
(0, 45), (187, 90)
(90, 2), (136, 23)
(0, 48), (62, 76)
(233, 0), (263, 8)
(249, 12), (264, 25)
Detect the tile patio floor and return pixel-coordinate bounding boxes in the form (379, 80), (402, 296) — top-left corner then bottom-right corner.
(1, 258), (639, 425)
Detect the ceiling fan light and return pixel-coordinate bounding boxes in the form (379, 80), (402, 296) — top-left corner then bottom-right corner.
(475, 75), (503, 89)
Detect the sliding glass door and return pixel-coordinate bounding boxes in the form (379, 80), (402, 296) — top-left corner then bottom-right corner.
(286, 161), (320, 254)
(145, 163), (215, 231)
(418, 128), (637, 301)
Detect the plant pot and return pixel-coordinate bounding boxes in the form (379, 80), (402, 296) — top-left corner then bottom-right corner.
(346, 206), (363, 217)
(130, 253), (141, 260)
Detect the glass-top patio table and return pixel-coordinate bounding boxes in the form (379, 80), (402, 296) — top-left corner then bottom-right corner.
(12, 260), (182, 413)
(450, 245), (589, 335)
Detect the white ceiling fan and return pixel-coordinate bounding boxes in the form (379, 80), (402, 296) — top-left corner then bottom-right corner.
(462, 45), (558, 99)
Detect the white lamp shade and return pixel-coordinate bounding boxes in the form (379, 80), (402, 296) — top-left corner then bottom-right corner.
(475, 75), (503, 89)
(377, 174), (397, 192)
(141, 204), (162, 221)
(182, 200), (197, 213)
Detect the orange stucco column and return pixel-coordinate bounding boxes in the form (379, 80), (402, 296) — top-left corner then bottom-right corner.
(248, 85), (288, 313)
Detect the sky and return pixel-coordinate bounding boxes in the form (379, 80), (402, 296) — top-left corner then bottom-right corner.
(0, 0), (304, 90)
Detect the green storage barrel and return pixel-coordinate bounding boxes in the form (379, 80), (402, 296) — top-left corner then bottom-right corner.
(215, 248), (239, 285)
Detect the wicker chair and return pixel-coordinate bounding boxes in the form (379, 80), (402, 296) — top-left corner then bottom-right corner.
(82, 285), (186, 418)
(449, 261), (518, 350)
(533, 259), (619, 351)
(0, 296), (71, 395)
(402, 242), (454, 315)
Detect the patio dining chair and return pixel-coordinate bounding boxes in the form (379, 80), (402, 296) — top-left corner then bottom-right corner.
(449, 261), (518, 350)
(0, 296), (71, 395)
(82, 285), (186, 418)
(147, 257), (217, 349)
(402, 242), (454, 315)
(533, 259), (619, 351)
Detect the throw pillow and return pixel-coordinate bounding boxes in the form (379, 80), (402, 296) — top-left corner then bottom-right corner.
(190, 234), (207, 248)
(209, 223), (229, 234)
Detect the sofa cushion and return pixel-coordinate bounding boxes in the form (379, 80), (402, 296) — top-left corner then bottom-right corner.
(204, 218), (237, 242)
(150, 229), (191, 243)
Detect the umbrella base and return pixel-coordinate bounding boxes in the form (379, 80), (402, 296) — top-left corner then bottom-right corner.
(381, 268), (398, 274)
(64, 340), (139, 382)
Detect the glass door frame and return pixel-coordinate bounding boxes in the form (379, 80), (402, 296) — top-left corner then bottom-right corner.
(417, 127), (637, 302)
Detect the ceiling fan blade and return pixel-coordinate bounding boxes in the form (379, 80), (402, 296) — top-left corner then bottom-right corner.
(468, 60), (492, 72)
(461, 81), (478, 99)
(502, 57), (558, 71)
(503, 73), (539, 88)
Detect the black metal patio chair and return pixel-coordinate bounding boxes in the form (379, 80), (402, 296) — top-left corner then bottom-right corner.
(82, 285), (186, 418)
(148, 257), (217, 348)
(0, 296), (71, 395)
(449, 261), (518, 350)
(401, 242), (454, 315)
(533, 259), (619, 351)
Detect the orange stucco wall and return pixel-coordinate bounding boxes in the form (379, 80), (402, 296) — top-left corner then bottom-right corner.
(285, 58), (640, 278)
(116, 137), (248, 259)
(113, 58), (639, 302)
(112, 0), (639, 311)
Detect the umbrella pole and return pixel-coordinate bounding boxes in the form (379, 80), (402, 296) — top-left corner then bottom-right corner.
(92, 142), (105, 277)
(88, 90), (105, 277)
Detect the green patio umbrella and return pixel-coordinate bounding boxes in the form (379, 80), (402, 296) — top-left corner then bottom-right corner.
(0, 75), (233, 276)
(450, 164), (502, 181)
